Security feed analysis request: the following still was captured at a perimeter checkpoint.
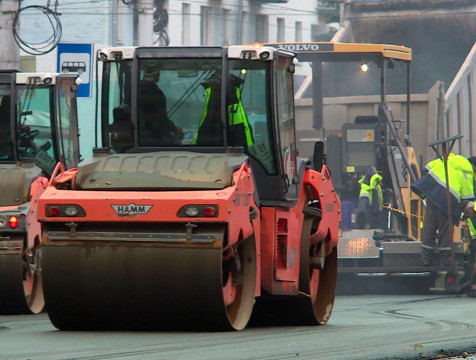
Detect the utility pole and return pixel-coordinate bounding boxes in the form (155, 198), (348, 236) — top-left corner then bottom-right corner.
(0, 0), (20, 70)
(117, 0), (134, 46)
(235, 0), (244, 44)
(136, 0), (154, 46)
(111, 0), (119, 46)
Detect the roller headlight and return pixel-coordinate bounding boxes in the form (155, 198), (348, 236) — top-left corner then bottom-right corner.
(64, 206), (79, 216)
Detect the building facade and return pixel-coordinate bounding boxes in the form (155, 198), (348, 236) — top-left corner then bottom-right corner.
(19, 0), (320, 49)
(17, 0), (320, 158)
(167, 0), (319, 46)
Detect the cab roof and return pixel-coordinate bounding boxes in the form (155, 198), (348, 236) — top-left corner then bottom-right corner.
(0, 72), (78, 86)
(264, 42), (412, 62)
(98, 45), (291, 61)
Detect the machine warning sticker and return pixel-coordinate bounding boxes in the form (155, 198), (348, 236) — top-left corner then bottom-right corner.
(366, 130), (374, 141)
(112, 204), (153, 216)
(234, 193), (250, 207)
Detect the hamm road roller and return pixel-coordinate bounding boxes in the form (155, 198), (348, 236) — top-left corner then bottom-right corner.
(37, 45), (340, 330)
(0, 71), (79, 314)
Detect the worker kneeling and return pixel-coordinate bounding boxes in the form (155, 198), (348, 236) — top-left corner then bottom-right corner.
(412, 154), (476, 268)
(355, 167), (384, 229)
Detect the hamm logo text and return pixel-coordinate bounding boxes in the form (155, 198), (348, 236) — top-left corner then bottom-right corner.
(112, 204), (153, 216)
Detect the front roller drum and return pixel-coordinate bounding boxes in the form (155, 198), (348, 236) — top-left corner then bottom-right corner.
(251, 217), (337, 326)
(0, 248), (44, 315)
(42, 232), (256, 331)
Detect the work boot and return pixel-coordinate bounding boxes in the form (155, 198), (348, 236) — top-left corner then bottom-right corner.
(468, 284), (476, 297)
(421, 256), (432, 267)
(440, 257), (451, 268)
(440, 258), (454, 276)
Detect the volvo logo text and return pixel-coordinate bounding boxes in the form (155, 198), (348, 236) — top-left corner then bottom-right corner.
(278, 43), (320, 51)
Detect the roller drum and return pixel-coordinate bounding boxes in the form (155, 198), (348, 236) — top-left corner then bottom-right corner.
(42, 233), (256, 331)
(0, 252), (43, 314)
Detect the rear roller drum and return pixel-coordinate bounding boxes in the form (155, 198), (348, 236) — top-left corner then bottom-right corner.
(250, 217), (337, 326)
(222, 235), (257, 330)
(296, 221), (337, 325)
(0, 247), (44, 315)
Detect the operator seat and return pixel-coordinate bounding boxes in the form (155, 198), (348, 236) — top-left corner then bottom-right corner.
(111, 106), (134, 153)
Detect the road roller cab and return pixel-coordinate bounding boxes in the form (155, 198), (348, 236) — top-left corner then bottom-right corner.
(0, 71), (80, 314)
(37, 45), (341, 330)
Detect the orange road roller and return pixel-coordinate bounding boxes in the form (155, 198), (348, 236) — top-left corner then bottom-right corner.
(37, 45), (340, 330)
(0, 72), (79, 314)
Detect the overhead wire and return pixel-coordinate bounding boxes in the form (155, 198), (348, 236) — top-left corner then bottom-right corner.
(18, 8), (318, 32)
(152, 0), (169, 46)
(13, 2), (62, 55)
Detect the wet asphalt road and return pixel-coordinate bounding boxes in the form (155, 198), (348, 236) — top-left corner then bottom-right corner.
(2, 295), (476, 360)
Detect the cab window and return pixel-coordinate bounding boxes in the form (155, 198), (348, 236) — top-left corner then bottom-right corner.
(17, 84), (57, 175)
(137, 58), (223, 147)
(104, 60), (133, 152)
(56, 78), (79, 169)
(276, 56), (297, 191)
(228, 60), (277, 175)
(0, 84), (14, 161)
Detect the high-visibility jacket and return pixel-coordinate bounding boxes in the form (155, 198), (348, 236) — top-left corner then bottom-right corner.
(467, 218), (476, 240)
(465, 202), (476, 240)
(193, 84), (253, 146)
(228, 87), (253, 147)
(358, 171), (383, 210)
(412, 153), (475, 224)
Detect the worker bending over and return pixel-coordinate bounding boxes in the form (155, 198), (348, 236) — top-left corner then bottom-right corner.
(412, 154), (476, 268)
(355, 167), (384, 229)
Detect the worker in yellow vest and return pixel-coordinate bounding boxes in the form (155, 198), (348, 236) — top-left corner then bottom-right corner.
(462, 197), (476, 296)
(355, 167), (384, 229)
(412, 154), (476, 268)
(194, 73), (253, 148)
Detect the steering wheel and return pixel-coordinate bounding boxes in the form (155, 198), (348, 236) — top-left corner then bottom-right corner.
(20, 129), (40, 143)
(19, 129), (40, 153)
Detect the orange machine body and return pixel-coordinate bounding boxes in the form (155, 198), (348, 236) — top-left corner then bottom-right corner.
(38, 162), (340, 299)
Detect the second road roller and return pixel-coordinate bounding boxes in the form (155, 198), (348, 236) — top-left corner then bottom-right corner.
(0, 71), (79, 314)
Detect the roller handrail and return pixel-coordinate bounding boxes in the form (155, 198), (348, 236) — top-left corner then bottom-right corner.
(48, 162), (65, 187)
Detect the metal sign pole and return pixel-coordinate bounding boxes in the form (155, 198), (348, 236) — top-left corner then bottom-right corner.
(429, 135), (462, 275)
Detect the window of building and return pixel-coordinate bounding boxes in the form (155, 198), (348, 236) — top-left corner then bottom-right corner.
(255, 15), (268, 43)
(241, 11), (247, 44)
(311, 24), (319, 42)
(222, 8), (231, 45)
(295, 21), (303, 42)
(182, 3), (191, 45)
(200, 6), (211, 45)
(277, 18), (285, 43)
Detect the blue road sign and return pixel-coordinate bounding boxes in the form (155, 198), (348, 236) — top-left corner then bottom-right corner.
(57, 43), (93, 98)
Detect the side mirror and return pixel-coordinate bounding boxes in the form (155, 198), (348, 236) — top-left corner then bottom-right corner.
(312, 141), (325, 172)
